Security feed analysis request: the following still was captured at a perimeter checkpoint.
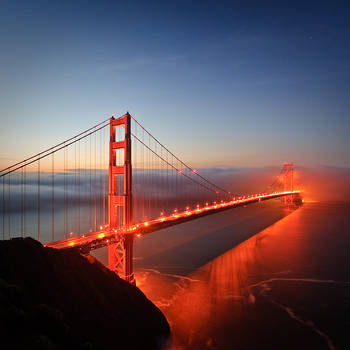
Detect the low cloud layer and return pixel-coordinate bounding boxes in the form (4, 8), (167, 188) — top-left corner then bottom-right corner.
(199, 166), (350, 202)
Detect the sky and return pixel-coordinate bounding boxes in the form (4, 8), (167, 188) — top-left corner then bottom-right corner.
(0, 0), (349, 169)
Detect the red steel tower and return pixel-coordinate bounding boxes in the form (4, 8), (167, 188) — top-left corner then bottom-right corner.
(108, 113), (135, 284)
(283, 162), (294, 206)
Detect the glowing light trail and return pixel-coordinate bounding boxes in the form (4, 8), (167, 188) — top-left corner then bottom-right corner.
(45, 190), (300, 251)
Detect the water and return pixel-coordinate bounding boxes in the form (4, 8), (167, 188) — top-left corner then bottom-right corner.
(127, 201), (350, 350)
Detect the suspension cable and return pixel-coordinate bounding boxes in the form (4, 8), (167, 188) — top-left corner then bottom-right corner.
(0, 118), (110, 173)
(130, 115), (230, 195)
(131, 132), (219, 194)
(0, 122), (109, 177)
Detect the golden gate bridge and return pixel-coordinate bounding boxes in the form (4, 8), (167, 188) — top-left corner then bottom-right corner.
(0, 113), (301, 284)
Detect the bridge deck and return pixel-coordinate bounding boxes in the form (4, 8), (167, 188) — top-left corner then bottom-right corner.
(45, 191), (301, 252)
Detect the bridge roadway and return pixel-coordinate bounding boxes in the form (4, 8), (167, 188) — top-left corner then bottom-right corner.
(45, 191), (301, 253)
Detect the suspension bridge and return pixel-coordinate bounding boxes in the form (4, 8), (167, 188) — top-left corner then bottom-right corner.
(0, 113), (301, 284)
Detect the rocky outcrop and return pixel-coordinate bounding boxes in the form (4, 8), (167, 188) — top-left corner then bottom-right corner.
(0, 238), (169, 349)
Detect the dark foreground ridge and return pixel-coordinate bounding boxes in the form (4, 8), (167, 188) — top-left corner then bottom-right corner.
(0, 238), (170, 350)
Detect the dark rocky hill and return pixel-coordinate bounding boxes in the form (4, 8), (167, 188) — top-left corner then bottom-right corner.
(0, 238), (169, 350)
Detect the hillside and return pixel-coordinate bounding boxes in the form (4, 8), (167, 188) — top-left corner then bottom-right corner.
(0, 238), (169, 349)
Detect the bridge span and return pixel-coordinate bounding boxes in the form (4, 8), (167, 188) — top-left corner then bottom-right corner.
(45, 190), (301, 252)
(1, 113), (301, 284)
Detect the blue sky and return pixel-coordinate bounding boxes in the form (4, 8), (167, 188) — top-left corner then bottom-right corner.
(0, 0), (349, 168)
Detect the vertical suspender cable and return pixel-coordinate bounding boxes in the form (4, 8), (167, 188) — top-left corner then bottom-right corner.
(64, 144), (67, 239)
(83, 138), (88, 231)
(78, 140), (80, 235)
(74, 139), (77, 234)
(94, 133), (97, 231)
(103, 174), (105, 225)
(101, 129), (103, 226)
(154, 141), (157, 215)
(141, 129), (144, 220)
(165, 147), (168, 214)
(24, 166), (26, 237)
(175, 158), (178, 211)
(51, 153), (54, 241)
(37, 160), (40, 241)
(99, 130), (101, 226)
(21, 167), (23, 237)
(2, 176), (4, 240)
(103, 127), (105, 225)
(8, 173), (10, 239)
(89, 134), (92, 230)
(163, 146), (165, 214)
(148, 134), (151, 219)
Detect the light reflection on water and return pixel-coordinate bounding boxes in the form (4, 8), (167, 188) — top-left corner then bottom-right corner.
(133, 202), (350, 350)
(91, 201), (350, 349)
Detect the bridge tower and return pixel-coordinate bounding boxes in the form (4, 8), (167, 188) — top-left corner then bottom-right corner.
(283, 162), (294, 206)
(108, 113), (135, 284)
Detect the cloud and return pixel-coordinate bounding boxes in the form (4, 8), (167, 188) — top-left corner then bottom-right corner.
(2, 165), (349, 218)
